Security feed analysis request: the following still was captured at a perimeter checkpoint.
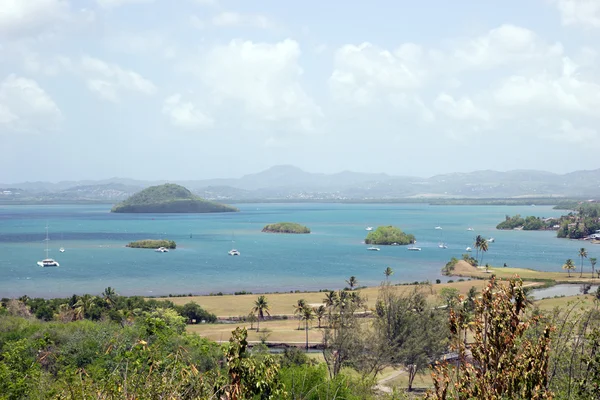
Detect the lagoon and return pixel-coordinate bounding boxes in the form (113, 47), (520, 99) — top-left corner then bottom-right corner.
(0, 203), (596, 298)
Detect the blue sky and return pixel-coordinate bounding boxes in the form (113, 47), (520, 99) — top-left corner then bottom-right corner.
(1, 0), (599, 182)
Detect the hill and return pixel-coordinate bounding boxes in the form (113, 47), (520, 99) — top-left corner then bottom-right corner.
(111, 184), (238, 213)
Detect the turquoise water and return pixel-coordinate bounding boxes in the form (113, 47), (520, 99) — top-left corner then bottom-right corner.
(0, 203), (596, 298)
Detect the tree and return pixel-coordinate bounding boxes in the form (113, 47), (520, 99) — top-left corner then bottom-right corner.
(294, 299), (307, 330)
(102, 287), (117, 308)
(427, 277), (553, 400)
(474, 235), (484, 262)
(251, 295), (270, 332)
(346, 276), (358, 290)
(384, 267), (394, 281)
(563, 258), (576, 277)
(300, 306), (314, 351)
(479, 239), (489, 265)
(323, 291), (338, 326)
(314, 305), (326, 328)
(591, 257), (598, 280)
(579, 247), (588, 277)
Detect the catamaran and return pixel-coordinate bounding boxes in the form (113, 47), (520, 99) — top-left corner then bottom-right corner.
(37, 225), (59, 267)
(228, 233), (240, 256)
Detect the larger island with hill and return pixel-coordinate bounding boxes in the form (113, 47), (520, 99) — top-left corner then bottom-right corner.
(365, 226), (415, 245)
(111, 183), (238, 213)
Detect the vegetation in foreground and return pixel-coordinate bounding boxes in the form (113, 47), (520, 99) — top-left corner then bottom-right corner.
(111, 183), (238, 213)
(262, 222), (311, 234)
(126, 239), (177, 249)
(365, 226), (415, 246)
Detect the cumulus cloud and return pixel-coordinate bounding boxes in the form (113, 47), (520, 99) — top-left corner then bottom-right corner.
(555, 0), (600, 28)
(0, 74), (62, 132)
(191, 39), (321, 132)
(162, 94), (214, 130)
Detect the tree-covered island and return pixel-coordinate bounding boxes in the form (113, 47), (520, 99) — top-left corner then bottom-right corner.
(126, 239), (177, 249)
(262, 222), (310, 234)
(364, 226), (415, 245)
(111, 183), (238, 213)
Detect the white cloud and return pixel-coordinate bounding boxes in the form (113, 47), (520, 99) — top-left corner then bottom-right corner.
(0, 74), (62, 132)
(104, 31), (175, 58)
(162, 94), (213, 130)
(193, 39), (321, 131)
(434, 93), (489, 121)
(73, 56), (156, 101)
(555, 0), (600, 28)
(211, 12), (272, 29)
(96, 0), (154, 8)
(0, 0), (70, 38)
(542, 119), (598, 143)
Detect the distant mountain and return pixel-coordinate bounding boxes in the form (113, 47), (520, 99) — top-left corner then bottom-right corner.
(2, 166), (600, 202)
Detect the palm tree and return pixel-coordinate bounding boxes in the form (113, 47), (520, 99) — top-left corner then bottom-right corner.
(563, 258), (576, 277)
(74, 294), (96, 320)
(300, 306), (314, 351)
(474, 235), (484, 262)
(323, 291), (338, 326)
(479, 239), (489, 265)
(314, 305), (326, 328)
(251, 295), (270, 332)
(384, 267), (394, 281)
(579, 247), (588, 277)
(294, 299), (307, 329)
(590, 257), (597, 281)
(102, 287), (117, 308)
(346, 276), (358, 290)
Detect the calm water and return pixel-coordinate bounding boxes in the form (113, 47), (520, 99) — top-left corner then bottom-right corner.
(0, 203), (596, 298)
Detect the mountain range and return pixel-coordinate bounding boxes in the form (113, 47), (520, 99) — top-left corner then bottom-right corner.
(1, 165), (599, 203)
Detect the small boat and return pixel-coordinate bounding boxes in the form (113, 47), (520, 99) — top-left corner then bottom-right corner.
(435, 226), (442, 230)
(155, 247), (169, 253)
(365, 227), (373, 231)
(467, 227), (474, 231)
(408, 246), (422, 251)
(438, 243), (448, 249)
(487, 238), (495, 243)
(465, 247), (472, 252)
(367, 246), (380, 251)
(228, 249), (240, 256)
(37, 225), (59, 267)
(391, 242), (399, 246)
(59, 247), (65, 253)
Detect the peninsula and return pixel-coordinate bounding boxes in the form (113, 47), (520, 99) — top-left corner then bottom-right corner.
(262, 222), (310, 234)
(364, 226), (415, 245)
(111, 183), (238, 213)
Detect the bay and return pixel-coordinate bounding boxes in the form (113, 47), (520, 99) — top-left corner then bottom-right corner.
(0, 203), (595, 298)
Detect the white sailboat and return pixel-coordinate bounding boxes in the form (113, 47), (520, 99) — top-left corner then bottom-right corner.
(408, 241), (421, 251)
(59, 233), (65, 252)
(37, 225), (60, 267)
(228, 233), (240, 256)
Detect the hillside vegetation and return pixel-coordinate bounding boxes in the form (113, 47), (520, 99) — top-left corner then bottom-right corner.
(111, 183), (238, 213)
(364, 226), (415, 245)
(262, 222), (310, 234)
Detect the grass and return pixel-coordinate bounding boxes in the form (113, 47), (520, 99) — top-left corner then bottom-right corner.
(384, 371), (434, 390)
(165, 280), (490, 318)
(534, 294), (597, 312)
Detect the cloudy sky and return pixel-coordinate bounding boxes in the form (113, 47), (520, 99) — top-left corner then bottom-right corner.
(1, 0), (599, 182)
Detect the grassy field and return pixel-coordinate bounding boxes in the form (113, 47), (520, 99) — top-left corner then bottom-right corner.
(165, 280), (489, 318)
(534, 293), (596, 312)
(450, 260), (596, 283)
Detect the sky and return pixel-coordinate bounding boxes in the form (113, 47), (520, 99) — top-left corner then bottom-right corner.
(1, 0), (600, 183)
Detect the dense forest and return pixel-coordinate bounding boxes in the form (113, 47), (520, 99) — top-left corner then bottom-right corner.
(364, 226), (415, 245)
(111, 183), (238, 213)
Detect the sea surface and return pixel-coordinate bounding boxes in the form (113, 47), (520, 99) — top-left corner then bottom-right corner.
(0, 203), (596, 298)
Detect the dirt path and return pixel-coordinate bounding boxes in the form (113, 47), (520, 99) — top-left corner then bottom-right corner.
(375, 368), (406, 394)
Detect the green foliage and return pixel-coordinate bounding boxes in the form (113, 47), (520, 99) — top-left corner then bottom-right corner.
(497, 214), (548, 230)
(126, 239), (177, 249)
(364, 226), (415, 246)
(442, 257), (459, 275)
(262, 222), (311, 234)
(176, 302), (217, 323)
(111, 183), (238, 213)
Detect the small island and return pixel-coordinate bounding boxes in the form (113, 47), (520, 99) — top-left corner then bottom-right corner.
(111, 183), (238, 214)
(496, 215), (555, 231)
(126, 239), (177, 249)
(262, 222), (310, 234)
(365, 226), (415, 245)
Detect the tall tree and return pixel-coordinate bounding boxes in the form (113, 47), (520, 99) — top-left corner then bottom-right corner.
(102, 287), (117, 308)
(323, 291), (338, 326)
(591, 257), (598, 281)
(474, 235), (484, 263)
(427, 277), (553, 400)
(293, 299), (307, 330)
(579, 247), (588, 277)
(300, 306), (314, 351)
(563, 258), (576, 277)
(479, 239), (489, 265)
(251, 295), (270, 332)
(346, 276), (358, 290)
(384, 267), (394, 281)
(313, 305), (326, 328)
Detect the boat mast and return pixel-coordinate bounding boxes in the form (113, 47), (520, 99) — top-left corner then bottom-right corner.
(45, 225), (50, 259)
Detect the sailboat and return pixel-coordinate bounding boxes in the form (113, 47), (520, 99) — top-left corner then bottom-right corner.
(37, 225), (60, 267)
(228, 233), (240, 256)
(438, 228), (447, 249)
(59, 233), (65, 253)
